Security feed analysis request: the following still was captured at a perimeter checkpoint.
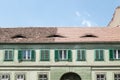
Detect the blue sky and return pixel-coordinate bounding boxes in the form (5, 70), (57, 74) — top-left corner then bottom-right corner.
(0, 0), (120, 27)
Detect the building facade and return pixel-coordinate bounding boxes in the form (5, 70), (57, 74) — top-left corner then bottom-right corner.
(0, 6), (120, 80)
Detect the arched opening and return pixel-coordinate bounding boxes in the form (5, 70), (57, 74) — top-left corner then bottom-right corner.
(60, 72), (81, 80)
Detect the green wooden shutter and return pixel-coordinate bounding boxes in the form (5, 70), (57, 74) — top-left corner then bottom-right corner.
(18, 50), (22, 61)
(47, 50), (50, 61)
(100, 50), (104, 61)
(68, 50), (72, 62)
(95, 50), (99, 61)
(55, 50), (59, 61)
(109, 50), (114, 61)
(31, 50), (36, 61)
(82, 50), (86, 61)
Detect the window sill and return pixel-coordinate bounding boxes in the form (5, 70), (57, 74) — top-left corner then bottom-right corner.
(95, 59), (104, 61)
(18, 60), (35, 62)
(77, 60), (86, 61)
(110, 59), (120, 61)
(4, 60), (13, 61)
(55, 59), (72, 62)
(40, 60), (50, 61)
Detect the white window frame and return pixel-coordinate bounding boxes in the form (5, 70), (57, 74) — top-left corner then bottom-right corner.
(114, 73), (120, 80)
(22, 50), (32, 60)
(59, 50), (68, 60)
(0, 74), (10, 80)
(15, 74), (25, 80)
(77, 49), (86, 61)
(96, 73), (106, 80)
(4, 50), (13, 61)
(113, 50), (120, 59)
(38, 73), (48, 80)
(40, 49), (50, 61)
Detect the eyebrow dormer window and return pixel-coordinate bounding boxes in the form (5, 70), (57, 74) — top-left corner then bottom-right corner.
(47, 34), (65, 38)
(11, 34), (26, 39)
(81, 34), (98, 38)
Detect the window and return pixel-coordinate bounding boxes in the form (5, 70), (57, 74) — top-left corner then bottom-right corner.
(16, 74), (25, 80)
(4, 50), (14, 61)
(96, 74), (106, 80)
(38, 73), (48, 80)
(109, 50), (120, 60)
(95, 50), (104, 61)
(40, 50), (50, 61)
(77, 49), (86, 61)
(114, 74), (120, 80)
(18, 49), (36, 61)
(81, 34), (98, 38)
(55, 49), (72, 62)
(0, 74), (10, 80)
(11, 34), (26, 39)
(47, 34), (65, 38)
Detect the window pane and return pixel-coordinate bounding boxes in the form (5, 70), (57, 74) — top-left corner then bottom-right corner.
(59, 50), (62, 59)
(1, 74), (10, 79)
(95, 50), (99, 60)
(96, 74), (105, 80)
(41, 50), (49, 61)
(23, 50), (26, 59)
(118, 50), (120, 59)
(5, 51), (8, 59)
(4, 50), (13, 61)
(114, 74), (120, 80)
(38, 74), (48, 80)
(16, 74), (25, 80)
(28, 50), (31, 59)
(114, 50), (117, 59)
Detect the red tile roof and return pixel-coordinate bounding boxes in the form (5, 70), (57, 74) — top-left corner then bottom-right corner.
(0, 27), (120, 43)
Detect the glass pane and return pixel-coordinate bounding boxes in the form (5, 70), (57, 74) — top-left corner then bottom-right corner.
(77, 50), (81, 60)
(5, 52), (8, 59)
(118, 50), (120, 59)
(9, 51), (13, 60)
(115, 74), (117, 78)
(2, 75), (5, 79)
(97, 75), (100, 78)
(82, 51), (85, 60)
(63, 52), (67, 59)
(23, 50), (26, 59)
(118, 74), (120, 78)
(96, 51), (99, 59)
(28, 50), (31, 59)
(101, 74), (104, 78)
(59, 50), (62, 59)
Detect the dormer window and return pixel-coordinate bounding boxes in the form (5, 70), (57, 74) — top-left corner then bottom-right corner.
(47, 34), (65, 38)
(81, 34), (98, 38)
(11, 34), (26, 39)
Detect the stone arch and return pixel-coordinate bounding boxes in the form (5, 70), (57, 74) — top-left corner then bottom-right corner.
(60, 72), (81, 80)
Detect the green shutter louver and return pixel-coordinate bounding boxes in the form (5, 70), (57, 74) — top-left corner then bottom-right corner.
(31, 50), (36, 61)
(82, 50), (86, 61)
(100, 51), (104, 60)
(18, 50), (22, 61)
(109, 50), (114, 61)
(68, 50), (72, 62)
(55, 50), (59, 61)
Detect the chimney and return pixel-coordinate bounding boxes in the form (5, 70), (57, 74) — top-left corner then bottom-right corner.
(108, 6), (120, 27)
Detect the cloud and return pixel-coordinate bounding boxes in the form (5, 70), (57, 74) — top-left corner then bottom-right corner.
(75, 11), (81, 17)
(81, 19), (92, 27)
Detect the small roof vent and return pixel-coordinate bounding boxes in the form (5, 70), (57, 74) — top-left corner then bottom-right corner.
(81, 34), (98, 38)
(47, 34), (65, 38)
(11, 34), (26, 39)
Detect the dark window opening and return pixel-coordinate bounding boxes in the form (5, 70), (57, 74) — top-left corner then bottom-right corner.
(81, 34), (98, 38)
(47, 34), (65, 38)
(11, 34), (26, 39)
